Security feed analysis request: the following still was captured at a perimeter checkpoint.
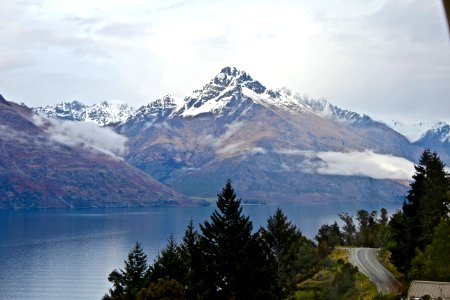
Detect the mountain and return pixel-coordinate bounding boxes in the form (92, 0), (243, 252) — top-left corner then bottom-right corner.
(33, 101), (135, 126)
(414, 122), (450, 163)
(385, 120), (450, 163)
(0, 95), (195, 209)
(117, 67), (422, 204)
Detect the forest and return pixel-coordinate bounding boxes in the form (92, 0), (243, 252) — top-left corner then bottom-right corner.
(103, 149), (450, 300)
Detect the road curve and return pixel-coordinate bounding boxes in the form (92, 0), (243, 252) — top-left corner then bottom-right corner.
(348, 248), (400, 295)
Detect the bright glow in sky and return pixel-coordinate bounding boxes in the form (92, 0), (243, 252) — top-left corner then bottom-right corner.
(0, 0), (449, 123)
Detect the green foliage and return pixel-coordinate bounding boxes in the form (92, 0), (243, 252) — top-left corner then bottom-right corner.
(137, 279), (185, 300)
(105, 180), (408, 300)
(403, 149), (449, 250)
(103, 242), (148, 300)
(315, 222), (343, 257)
(179, 220), (204, 300)
(329, 262), (358, 298)
(199, 179), (277, 299)
(338, 213), (356, 246)
(388, 149), (449, 277)
(260, 208), (319, 298)
(410, 218), (450, 281)
(146, 235), (186, 284)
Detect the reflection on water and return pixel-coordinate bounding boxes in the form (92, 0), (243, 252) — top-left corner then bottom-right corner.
(0, 203), (400, 300)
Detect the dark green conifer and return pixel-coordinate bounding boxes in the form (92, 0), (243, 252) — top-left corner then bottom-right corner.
(389, 149), (449, 276)
(146, 235), (186, 284)
(199, 179), (276, 300)
(103, 242), (148, 300)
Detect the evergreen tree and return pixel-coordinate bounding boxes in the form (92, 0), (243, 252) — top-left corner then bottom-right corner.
(146, 235), (186, 284)
(104, 242), (148, 300)
(389, 149), (449, 275)
(137, 279), (185, 300)
(261, 208), (302, 273)
(260, 208), (304, 297)
(387, 211), (411, 274)
(179, 220), (204, 300)
(410, 218), (450, 281)
(403, 149), (449, 249)
(316, 222), (343, 257)
(199, 179), (276, 300)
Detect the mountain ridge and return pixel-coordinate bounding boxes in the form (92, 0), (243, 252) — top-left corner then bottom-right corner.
(7, 67), (448, 207)
(0, 95), (197, 209)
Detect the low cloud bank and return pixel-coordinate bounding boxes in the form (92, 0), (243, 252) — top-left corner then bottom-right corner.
(278, 149), (415, 180)
(314, 151), (415, 180)
(33, 115), (127, 158)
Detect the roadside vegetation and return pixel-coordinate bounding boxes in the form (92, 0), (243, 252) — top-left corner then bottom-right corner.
(103, 149), (449, 300)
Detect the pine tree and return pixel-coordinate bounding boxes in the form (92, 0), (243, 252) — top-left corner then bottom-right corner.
(261, 208), (302, 274)
(104, 242), (148, 300)
(389, 149), (450, 275)
(199, 179), (276, 300)
(259, 208), (302, 297)
(417, 218), (450, 281)
(403, 149), (449, 249)
(146, 235), (186, 284)
(179, 220), (204, 300)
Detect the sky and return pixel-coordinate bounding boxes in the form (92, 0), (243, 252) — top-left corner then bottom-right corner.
(0, 0), (449, 123)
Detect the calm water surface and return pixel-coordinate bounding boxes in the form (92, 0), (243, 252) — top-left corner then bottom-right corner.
(0, 203), (400, 300)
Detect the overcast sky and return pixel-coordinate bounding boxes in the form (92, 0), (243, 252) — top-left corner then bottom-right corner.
(0, 0), (449, 123)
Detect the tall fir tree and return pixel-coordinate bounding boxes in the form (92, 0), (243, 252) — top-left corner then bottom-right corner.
(199, 179), (276, 300)
(389, 149), (450, 275)
(146, 235), (186, 285)
(179, 220), (205, 300)
(410, 218), (450, 281)
(103, 242), (148, 300)
(260, 208), (304, 297)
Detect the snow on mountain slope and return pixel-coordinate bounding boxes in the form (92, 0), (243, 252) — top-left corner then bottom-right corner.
(154, 66), (371, 125)
(118, 67), (423, 204)
(33, 67), (373, 129)
(34, 101), (135, 126)
(385, 120), (450, 142)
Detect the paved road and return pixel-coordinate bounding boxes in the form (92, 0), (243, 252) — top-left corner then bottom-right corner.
(348, 248), (400, 295)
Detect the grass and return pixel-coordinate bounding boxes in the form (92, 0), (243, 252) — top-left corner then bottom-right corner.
(293, 248), (379, 300)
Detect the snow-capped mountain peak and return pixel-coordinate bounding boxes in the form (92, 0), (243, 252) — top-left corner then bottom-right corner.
(33, 100), (135, 126)
(175, 67), (369, 124)
(384, 120), (450, 143)
(33, 67), (371, 127)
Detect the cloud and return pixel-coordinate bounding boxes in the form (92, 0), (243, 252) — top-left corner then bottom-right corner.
(205, 121), (245, 148)
(279, 149), (415, 180)
(32, 115), (127, 158)
(315, 151), (415, 180)
(216, 141), (245, 156)
(1, 0), (449, 124)
(0, 125), (32, 144)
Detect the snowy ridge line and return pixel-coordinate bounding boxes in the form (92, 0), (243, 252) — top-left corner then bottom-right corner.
(384, 120), (450, 143)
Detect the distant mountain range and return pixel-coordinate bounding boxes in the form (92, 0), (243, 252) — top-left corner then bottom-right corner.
(0, 95), (195, 209)
(2, 67), (449, 208)
(34, 101), (135, 126)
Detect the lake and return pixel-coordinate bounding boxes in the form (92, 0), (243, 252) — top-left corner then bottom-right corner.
(0, 202), (401, 300)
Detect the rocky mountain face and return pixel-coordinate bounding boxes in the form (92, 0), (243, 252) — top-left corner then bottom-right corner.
(386, 120), (450, 163)
(116, 67), (423, 204)
(33, 101), (135, 126)
(17, 67), (448, 206)
(414, 122), (450, 163)
(0, 95), (194, 209)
